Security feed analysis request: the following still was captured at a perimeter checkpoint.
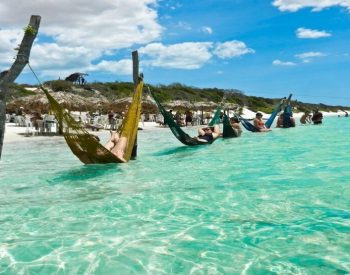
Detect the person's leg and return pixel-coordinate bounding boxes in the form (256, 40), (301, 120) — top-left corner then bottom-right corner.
(104, 131), (119, 150)
(212, 124), (220, 138)
(111, 136), (128, 162)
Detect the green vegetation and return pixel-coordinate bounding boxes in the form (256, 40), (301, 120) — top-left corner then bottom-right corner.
(24, 25), (37, 36)
(45, 80), (73, 93)
(9, 81), (349, 113)
(5, 84), (37, 100)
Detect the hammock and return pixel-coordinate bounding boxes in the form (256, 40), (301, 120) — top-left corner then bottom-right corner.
(237, 94), (292, 132)
(265, 94), (292, 128)
(236, 114), (260, 132)
(222, 114), (239, 138)
(282, 94), (294, 128)
(41, 81), (144, 164)
(150, 89), (219, 146)
(208, 106), (222, 126)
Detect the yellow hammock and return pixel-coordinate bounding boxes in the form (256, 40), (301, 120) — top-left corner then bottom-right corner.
(41, 81), (144, 164)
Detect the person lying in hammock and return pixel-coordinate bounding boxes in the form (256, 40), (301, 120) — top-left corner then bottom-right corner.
(196, 125), (220, 143)
(103, 131), (128, 162)
(229, 117), (242, 137)
(253, 112), (271, 132)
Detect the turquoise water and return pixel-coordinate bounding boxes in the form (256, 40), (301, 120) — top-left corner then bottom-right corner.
(1, 117), (350, 274)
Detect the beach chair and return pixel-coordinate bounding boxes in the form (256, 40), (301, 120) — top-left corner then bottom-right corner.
(25, 118), (38, 136)
(43, 115), (56, 133)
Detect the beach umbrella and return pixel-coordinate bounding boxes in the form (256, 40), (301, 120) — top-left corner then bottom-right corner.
(105, 96), (158, 114)
(7, 92), (109, 113)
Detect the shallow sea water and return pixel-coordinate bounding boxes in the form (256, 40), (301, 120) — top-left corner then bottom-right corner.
(1, 117), (350, 274)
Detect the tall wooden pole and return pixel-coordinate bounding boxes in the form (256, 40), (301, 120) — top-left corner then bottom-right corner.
(0, 15), (41, 160)
(130, 51), (139, 160)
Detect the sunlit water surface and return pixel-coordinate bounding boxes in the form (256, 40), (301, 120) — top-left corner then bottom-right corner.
(1, 117), (350, 274)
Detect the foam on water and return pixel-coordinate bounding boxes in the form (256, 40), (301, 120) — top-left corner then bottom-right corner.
(1, 117), (350, 274)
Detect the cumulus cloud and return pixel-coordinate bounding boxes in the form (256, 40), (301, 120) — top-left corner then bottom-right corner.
(0, 1), (255, 78)
(0, 29), (23, 66)
(272, 0), (350, 12)
(272, 59), (296, 66)
(202, 26), (213, 34)
(0, 0), (161, 76)
(90, 59), (132, 75)
(139, 42), (213, 69)
(295, 51), (326, 63)
(296, 27), (331, 39)
(138, 40), (254, 70)
(213, 41), (255, 59)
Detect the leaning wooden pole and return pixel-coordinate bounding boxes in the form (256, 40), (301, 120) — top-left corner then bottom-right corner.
(131, 50), (139, 160)
(0, 15), (41, 160)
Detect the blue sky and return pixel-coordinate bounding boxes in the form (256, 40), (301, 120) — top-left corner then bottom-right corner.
(0, 0), (350, 105)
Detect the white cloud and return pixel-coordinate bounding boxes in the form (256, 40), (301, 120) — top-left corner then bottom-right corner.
(0, 29), (23, 67)
(272, 0), (350, 12)
(90, 59), (132, 75)
(139, 42), (213, 69)
(295, 51), (326, 63)
(0, 0), (161, 77)
(296, 27), (331, 39)
(213, 41), (255, 59)
(202, 26), (213, 34)
(273, 59), (296, 66)
(138, 40), (254, 70)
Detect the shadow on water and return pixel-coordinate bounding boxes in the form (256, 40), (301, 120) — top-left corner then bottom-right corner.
(48, 163), (122, 185)
(153, 145), (206, 156)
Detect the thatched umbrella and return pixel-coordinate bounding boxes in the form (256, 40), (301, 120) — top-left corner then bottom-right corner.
(107, 96), (158, 114)
(7, 92), (109, 113)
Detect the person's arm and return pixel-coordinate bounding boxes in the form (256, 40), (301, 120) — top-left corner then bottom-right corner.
(198, 128), (205, 136)
(253, 119), (259, 128)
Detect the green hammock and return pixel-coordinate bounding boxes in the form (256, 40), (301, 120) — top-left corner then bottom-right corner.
(208, 106), (222, 126)
(150, 89), (220, 146)
(222, 114), (239, 138)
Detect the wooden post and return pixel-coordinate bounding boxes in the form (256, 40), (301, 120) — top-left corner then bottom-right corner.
(201, 106), (204, 125)
(130, 51), (139, 160)
(0, 15), (41, 159)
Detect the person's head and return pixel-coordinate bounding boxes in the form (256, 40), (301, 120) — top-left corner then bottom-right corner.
(203, 126), (213, 133)
(305, 111), (309, 115)
(256, 112), (263, 118)
(230, 117), (239, 123)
